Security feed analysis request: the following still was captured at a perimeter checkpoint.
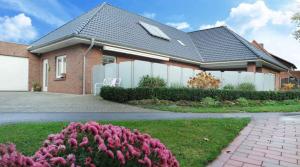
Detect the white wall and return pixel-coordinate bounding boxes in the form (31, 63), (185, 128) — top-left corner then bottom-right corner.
(93, 60), (276, 91)
(208, 71), (276, 91)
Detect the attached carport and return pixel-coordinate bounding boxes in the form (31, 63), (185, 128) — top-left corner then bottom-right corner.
(0, 55), (29, 91)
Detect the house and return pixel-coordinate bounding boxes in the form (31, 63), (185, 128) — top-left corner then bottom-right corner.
(0, 3), (295, 94)
(251, 40), (299, 88)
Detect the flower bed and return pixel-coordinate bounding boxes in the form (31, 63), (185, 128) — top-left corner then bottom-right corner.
(100, 87), (300, 103)
(0, 121), (178, 167)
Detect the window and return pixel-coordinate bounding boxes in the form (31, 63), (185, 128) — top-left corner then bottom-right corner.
(102, 55), (116, 65)
(56, 56), (66, 78)
(139, 21), (170, 40)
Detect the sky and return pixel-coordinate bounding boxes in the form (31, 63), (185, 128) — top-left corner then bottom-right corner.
(0, 0), (299, 68)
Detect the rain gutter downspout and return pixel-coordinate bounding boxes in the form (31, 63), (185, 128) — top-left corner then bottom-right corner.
(83, 38), (95, 95)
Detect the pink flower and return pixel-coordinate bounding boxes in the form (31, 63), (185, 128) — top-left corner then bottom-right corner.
(117, 150), (125, 165)
(58, 145), (66, 152)
(144, 156), (152, 167)
(107, 150), (114, 159)
(0, 122), (178, 167)
(94, 135), (103, 144)
(50, 157), (66, 165)
(79, 137), (89, 147)
(142, 143), (150, 155)
(68, 138), (77, 148)
(98, 143), (107, 152)
(89, 126), (98, 135)
(66, 154), (75, 163)
(85, 157), (92, 165)
(7, 144), (16, 153)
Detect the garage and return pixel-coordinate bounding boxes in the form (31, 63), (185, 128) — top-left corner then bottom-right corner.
(0, 55), (29, 91)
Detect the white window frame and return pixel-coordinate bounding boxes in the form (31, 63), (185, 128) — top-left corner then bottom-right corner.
(102, 55), (116, 65)
(56, 55), (66, 78)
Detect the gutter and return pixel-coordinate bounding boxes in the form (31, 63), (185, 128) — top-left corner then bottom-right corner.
(82, 38), (95, 95)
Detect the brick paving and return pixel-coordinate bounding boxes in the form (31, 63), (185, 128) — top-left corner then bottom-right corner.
(209, 117), (300, 167)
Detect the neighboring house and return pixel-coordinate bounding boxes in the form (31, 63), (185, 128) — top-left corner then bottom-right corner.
(0, 3), (295, 94)
(251, 40), (298, 88)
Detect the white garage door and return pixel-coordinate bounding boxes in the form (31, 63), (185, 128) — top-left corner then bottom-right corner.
(0, 55), (29, 91)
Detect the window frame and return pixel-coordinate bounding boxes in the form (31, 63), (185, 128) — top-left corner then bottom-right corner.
(102, 55), (116, 65)
(56, 55), (67, 79)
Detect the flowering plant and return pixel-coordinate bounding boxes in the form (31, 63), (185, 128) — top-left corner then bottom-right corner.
(0, 122), (179, 167)
(188, 72), (220, 89)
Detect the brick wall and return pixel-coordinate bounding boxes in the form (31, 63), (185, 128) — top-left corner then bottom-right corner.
(40, 47), (201, 94)
(0, 41), (40, 90)
(247, 62), (256, 72)
(40, 44), (102, 94)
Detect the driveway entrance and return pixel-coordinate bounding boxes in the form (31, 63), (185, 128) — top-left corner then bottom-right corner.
(0, 92), (156, 113)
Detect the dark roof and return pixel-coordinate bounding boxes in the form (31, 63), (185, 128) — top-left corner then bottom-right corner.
(30, 3), (202, 62)
(30, 3), (288, 70)
(188, 26), (288, 69)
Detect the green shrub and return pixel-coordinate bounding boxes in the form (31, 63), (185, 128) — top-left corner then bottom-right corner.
(169, 83), (186, 88)
(127, 99), (173, 105)
(223, 84), (235, 90)
(236, 97), (249, 106)
(236, 83), (256, 91)
(282, 99), (298, 105)
(264, 100), (277, 105)
(100, 87), (300, 103)
(138, 75), (167, 88)
(201, 97), (219, 107)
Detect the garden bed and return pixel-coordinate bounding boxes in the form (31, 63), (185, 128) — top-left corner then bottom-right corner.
(128, 98), (300, 113)
(0, 119), (249, 167)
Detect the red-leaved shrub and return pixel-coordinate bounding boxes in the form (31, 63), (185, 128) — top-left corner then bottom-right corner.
(0, 122), (179, 167)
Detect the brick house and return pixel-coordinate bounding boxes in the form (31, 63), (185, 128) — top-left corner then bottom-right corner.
(251, 40), (298, 88)
(0, 3), (295, 94)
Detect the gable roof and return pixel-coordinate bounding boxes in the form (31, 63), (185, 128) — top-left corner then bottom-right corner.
(30, 3), (202, 62)
(188, 26), (288, 69)
(29, 3), (288, 70)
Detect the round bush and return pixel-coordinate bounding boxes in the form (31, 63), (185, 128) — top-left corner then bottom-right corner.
(236, 83), (256, 91)
(34, 121), (179, 167)
(223, 84), (235, 90)
(138, 75), (167, 88)
(0, 122), (179, 167)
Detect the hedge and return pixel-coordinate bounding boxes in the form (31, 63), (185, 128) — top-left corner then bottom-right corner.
(100, 86), (300, 103)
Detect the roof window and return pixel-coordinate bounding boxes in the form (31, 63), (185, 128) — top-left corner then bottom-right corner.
(139, 21), (170, 40)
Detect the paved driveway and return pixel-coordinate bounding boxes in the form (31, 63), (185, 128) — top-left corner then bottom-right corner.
(210, 115), (300, 167)
(0, 92), (159, 113)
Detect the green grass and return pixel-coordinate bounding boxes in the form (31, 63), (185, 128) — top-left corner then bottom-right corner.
(0, 119), (249, 167)
(143, 103), (300, 113)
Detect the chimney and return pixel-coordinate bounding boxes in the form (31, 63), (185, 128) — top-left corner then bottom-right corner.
(259, 43), (264, 48)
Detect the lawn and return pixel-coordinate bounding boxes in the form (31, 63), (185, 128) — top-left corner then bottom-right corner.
(143, 103), (300, 113)
(0, 119), (249, 167)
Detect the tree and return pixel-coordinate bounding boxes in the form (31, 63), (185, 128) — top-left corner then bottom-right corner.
(292, 13), (300, 41)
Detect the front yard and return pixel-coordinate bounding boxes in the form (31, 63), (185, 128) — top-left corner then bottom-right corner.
(100, 87), (300, 113)
(0, 119), (249, 167)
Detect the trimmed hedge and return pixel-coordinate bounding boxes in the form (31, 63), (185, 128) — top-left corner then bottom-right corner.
(100, 86), (300, 103)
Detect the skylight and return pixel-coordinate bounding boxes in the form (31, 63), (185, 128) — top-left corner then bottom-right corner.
(139, 21), (170, 40)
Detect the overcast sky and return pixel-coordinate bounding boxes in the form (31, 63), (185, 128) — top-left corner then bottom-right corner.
(0, 0), (299, 68)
